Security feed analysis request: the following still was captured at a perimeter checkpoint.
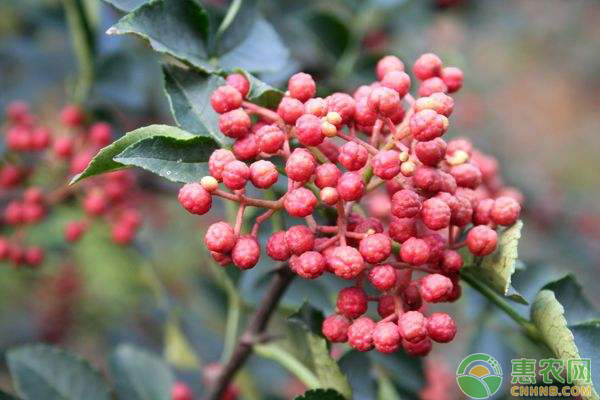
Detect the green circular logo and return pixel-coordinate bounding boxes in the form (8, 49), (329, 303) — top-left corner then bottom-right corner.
(456, 353), (503, 399)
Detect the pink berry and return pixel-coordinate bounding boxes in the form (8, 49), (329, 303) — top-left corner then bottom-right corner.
(322, 314), (350, 343)
(372, 150), (401, 180)
(295, 114), (324, 146)
(211, 85), (243, 114)
(249, 160), (278, 189)
(256, 124), (285, 154)
(490, 196), (521, 226)
(205, 221), (236, 253)
(60, 104), (84, 126)
(288, 72), (316, 102)
(377, 294), (396, 318)
(473, 198), (494, 225)
(409, 109), (448, 142)
(413, 53), (442, 80)
(208, 149), (236, 181)
(232, 134), (259, 160)
(440, 67), (464, 93)
(226, 73), (250, 97)
(429, 92), (455, 116)
(381, 70), (411, 97)
(359, 233), (392, 263)
(391, 190), (422, 218)
(338, 141), (368, 171)
(285, 225), (315, 256)
(328, 246), (365, 279)
(420, 274), (453, 303)
(64, 220), (87, 242)
(388, 217), (417, 243)
(400, 237), (430, 265)
(222, 160), (250, 190)
(413, 166), (442, 193)
(442, 249), (463, 273)
(354, 97), (378, 127)
(376, 55), (405, 80)
(89, 122), (112, 146)
(31, 127), (52, 150)
(315, 163), (341, 189)
(421, 197), (451, 230)
(231, 235), (260, 269)
(373, 321), (401, 353)
(348, 317), (376, 352)
(337, 287), (368, 319)
(427, 312), (456, 343)
(326, 93), (355, 124)
(402, 337), (432, 357)
(84, 190), (108, 216)
(53, 136), (74, 158)
(402, 281), (423, 311)
(304, 97), (328, 117)
(266, 231), (290, 261)
(418, 77), (448, 97)
(24, 246), (44, 267)
(284, 187), (317, 217)
(219, 109), (251, 138)
(415, 138), (446, 166)
(367, 87), (401, 117)
(398, 311), (427, 343)
(0, 164), (23, 188)
(6, 101), (30, 123)
(320, 187), (339, 205)
(337, 172), (365, 201)
(295, 251), (326, 279)
(467, 225), (498, 256)
(285, 148), (316, 183)
(368, 264), (397, 291)
(171, 382), (193, 400)
(277, 97), (304, 124)
(450, 163), (482, 189)
(112, 222), (136, 245)
(178, 183), (212, 215)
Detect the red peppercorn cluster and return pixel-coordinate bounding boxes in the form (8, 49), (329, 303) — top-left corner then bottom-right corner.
(1, 102), (145, 268)
(177, 57), (522, 357)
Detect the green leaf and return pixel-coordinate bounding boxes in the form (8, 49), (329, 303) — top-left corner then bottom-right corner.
(295, 388), (345, 400)
(531, 275), (600, 400)
(0, 390), (20, 400)
(7, 344), (110, 400)
(215, 0), (258, 55)
(238, 69), (284, 109)
(370, 351), (425, 397)
(339, 351), (376, 400)
(103, 0), (147, 12)
(162, 64), (230, 147)
(109, 344), (175, 400)
(114, 135), (218, 183)
(304, 12), (351, 60)
(164, 315), (200, 369)
(71, 124), (198, 184)
(462, 220), (527, 304)
(288, 301), (325, 335)
(288, 303), (352, 399)
(218, 17), (289, 73)
(107, 0), (213, 71)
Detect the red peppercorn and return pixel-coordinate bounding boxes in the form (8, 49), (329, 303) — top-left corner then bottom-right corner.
(400, 237), (430, 265)
(368, 264), (397, 291)
(337, 172), (365, 201)
(398, 311), (427, 343)
(205, 221), (236, 253)
(288, 72), (316, 102)
(226, 73), (250, 98)
(427, 312), (457, 343)
(420, 273), (453, 303)
(249, 160), (278, 189)
(295, 114), (324, 146)
(490, 196), (521, 226)
(376, 55), (405, 80)
(231, 235), (260, 269)
(322, 314), (351, 343)
(328, 245), (365, 279)
(285, 225), (315, 256)
(285, 148), (316, 183)
(284, 187), (317, 217)
(339, 141), (368, 171)
(467, 225), (498, 256)
(359, 233), (392, 263)
(178, 183), (212, 215)
(348, 317), (376, 352)
(222, 160), (250, 190)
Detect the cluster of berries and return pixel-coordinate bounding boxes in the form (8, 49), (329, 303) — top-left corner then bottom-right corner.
(177, 53), (522, 357)
(0, 102), (144, 268)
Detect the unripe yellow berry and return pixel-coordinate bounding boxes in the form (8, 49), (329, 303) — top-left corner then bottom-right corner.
(200, 176), (218, 192)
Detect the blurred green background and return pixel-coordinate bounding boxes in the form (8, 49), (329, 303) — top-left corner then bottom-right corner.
(1, 0), (598, 399)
